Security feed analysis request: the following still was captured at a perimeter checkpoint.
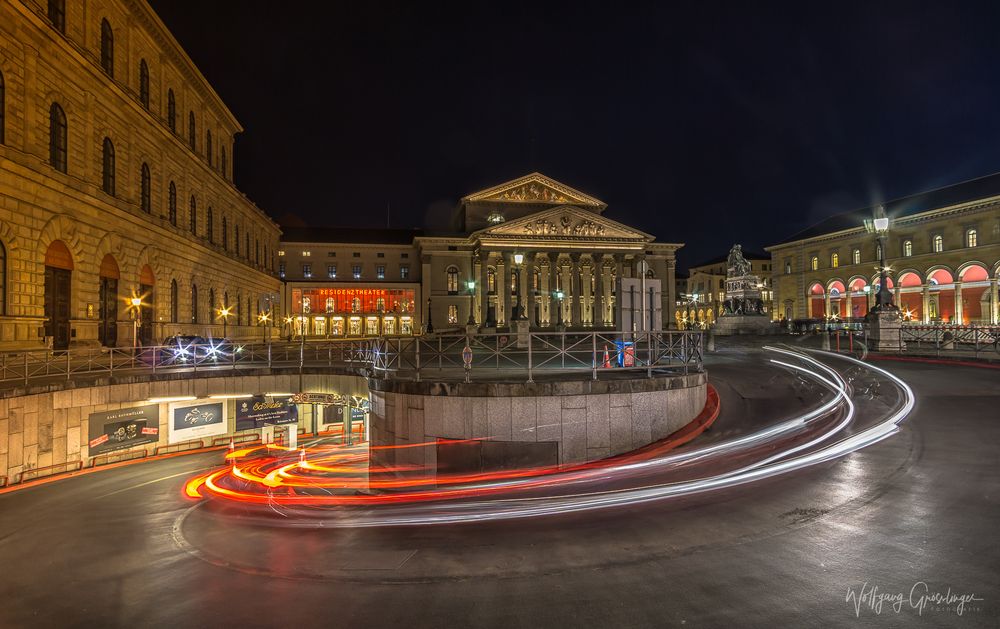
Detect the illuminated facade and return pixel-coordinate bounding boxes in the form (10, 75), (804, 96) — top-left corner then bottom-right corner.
(767, 173), (1000, 324)
(683, 250), (772, 327)
(279, 173), (683, 336)
(0, 0), (281, 350)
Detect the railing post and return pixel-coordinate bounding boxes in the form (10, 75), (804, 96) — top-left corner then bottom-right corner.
(415, 338), (421, 382)
(267, 342), (272, 369)
(23, 352), (28, 386)
(527, 333), (534, 384)
(591, 333), (597, 381)
(66, 351), (71, 380)
(646, 332), (652, 378)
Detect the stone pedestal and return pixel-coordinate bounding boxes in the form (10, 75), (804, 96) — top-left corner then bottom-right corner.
(513, 319), (530, 348)
(713, 315), (771, 336)
(865, 309), (906, 352)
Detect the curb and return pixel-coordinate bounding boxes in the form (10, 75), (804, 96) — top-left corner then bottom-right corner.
(869, 354), (1000, 370)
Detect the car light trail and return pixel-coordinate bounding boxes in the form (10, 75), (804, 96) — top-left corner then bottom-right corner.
(182, 346), (914, 527)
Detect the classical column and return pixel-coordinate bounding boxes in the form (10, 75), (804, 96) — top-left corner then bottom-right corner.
(478, 249), (489, 327)
(990, 278), (999, 325)
(548, 252), (560, 327)
(845, 292), (852, 321)
(954, 281), (963, 325)
(824, 293), (831, 318)
(613, 254), (625, 328)
(570, 253), (582, 327)
(499, 252), (511, 326)
(593, 254), (605, 327)
(525, 253), (536, 325)
(921, 284), (931, 324)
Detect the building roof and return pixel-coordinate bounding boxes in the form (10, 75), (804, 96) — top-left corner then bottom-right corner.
(768, 170), (1000, 248)
(280, 227), (422, 245)
(689, 249), (769, 270)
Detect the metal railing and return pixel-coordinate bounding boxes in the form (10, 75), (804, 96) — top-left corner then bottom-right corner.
(901, 323), (1000, 356)
(0, 331), (704, 388)
(367, 330), (704, 382)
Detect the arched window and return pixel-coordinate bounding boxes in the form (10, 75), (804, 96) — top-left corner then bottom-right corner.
(207, 207), (214, 243)
(831, 252), (839, 268)
(852, 249), (861, 265)
(100, 19), (114, 77)
(189, 196), (197, 234)
(208, 288), (216, 320)
(101, 137), (115, 195)
(966, 229), (978, 248)
(49, 103), (67, 173)
(222, 217), (228, 249)
(263, 244), (268, 269)
(235, 225), (240, 255)
(138, 59), (150, 109)
(168, 181), (177, 225)
(221, 147), (227, 179)
(255, 239), (259, 265)
(140, 163), (151, 213)
(167, 89), (176, 133)
(0, 240), (6, 315)
(810, 256), (818, 271)
(245, 233), (249, 259)
(903, 240), (913, 257)
(446, 266), (459, 294)
(0, 70), (5, 145)
(933, 234), (943, 253)
(170, 279), (178, 322)
(188, 111), (196, 150)
(206, 130), (213, 166)
(47, 0), (65, 32)
(191, 283), (198, 323)
(487, 267), (496, 293)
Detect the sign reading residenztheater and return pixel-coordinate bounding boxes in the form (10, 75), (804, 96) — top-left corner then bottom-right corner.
(87, 405), (160, 456)
(236, 396), (298, 430)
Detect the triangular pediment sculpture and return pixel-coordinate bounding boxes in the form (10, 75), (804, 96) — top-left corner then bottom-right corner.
(475, 206), (651, 242)
(463, 172), (607, 210)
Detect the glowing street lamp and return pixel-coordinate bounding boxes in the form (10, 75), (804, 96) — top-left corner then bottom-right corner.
(513, 253), (525, 320)
(258, 311), (271, 343)
(553, 289), (564, 327)
(217, 306), (232, 338)
(864, 205), (895, 311)
(129, 296), (142, 349)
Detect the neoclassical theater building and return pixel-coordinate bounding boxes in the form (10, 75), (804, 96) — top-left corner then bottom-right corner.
(0, 0), (281, 350)
(279, 173), (682, 335)
(767, 173), (1000, 325)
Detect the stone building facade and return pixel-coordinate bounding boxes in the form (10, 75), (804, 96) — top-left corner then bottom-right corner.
(0, 0), (281, 351)
(683, 250), (772, 327)
(279, 173), (682, 335)
(766, 173), (1000, 325)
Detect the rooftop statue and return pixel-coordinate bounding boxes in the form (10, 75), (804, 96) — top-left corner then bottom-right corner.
(726, 244), (753, 277)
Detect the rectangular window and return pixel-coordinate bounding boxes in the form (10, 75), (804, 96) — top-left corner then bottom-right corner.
(327, 265), (337, 279)
(353, 252), (361, 258)
(352, 264), (362, 279)
(327, 252), (336, 257)
(400, 265), (410, 279)
(302, 251), (311, 257)
(278, 250), (285, 256)
(376, 265), (385, 279)
(377, 252), (385, 258)
(278, 262), (285, 278)
(448, 305), (458, 324)
(784, 260), (792, 275)
(852, 249), (861, 265)
(401, 253), (409, 259)
(302, 263), (312, 278)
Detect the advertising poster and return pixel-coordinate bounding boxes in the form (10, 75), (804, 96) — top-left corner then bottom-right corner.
(235, 396), (298, 430)
(87, 405), (160, 456)
(168, 400), (227, 444)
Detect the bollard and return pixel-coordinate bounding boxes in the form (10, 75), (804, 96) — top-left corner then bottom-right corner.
(821, 331), (831, 351)
(706, 329), (716, 352)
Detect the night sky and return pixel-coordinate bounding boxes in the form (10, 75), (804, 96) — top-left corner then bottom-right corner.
(150, 0), (1000, 270)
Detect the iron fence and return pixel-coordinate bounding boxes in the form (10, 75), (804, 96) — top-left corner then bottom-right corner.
(367, 330), (704, 382)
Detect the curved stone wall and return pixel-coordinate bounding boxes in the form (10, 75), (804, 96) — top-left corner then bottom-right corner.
(368, 372), (708, 474)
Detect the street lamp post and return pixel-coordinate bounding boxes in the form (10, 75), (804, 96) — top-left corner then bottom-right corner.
(130, 296), (142, 349)
(865, 205), (896, 311)
(218, 306), (232, 338)
(258, 311), (271, 343)
(512, 253), (524, 320)
(425, 297), (433, 333)
(554, 290), (564, 327)
(466, 279), (476, 325)
(283, 315), (294, 341)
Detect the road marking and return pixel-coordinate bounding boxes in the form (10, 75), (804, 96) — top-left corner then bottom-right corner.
(96, 469), (209, 498)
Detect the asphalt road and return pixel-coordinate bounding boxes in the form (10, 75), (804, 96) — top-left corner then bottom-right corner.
(0, 352), (996, 628)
